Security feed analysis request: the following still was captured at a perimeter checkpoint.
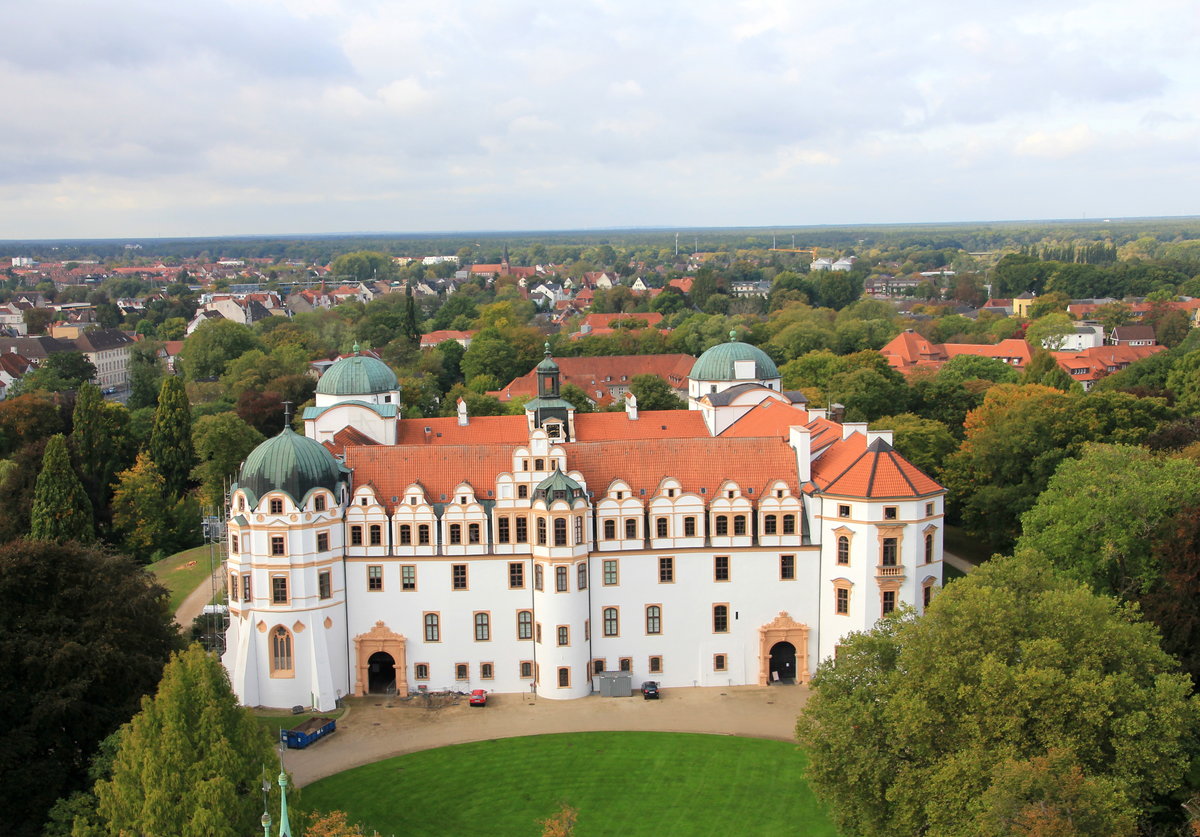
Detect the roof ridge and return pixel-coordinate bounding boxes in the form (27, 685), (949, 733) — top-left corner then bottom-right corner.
(865, 444), (881, 495)
(888, 449), (920, 494)
(822, 442), (871, 490)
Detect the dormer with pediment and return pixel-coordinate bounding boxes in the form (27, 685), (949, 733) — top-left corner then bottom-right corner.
(441, 482), (491, 556)
(757, 479), (804, 547)
(709, 480), (755, 549)
(392, 483), (438, 557)
(529, 467), (590, 560)
(647, 478), (706, 549)
(595, 479), (646, 551)
(346, 484), (389, 558)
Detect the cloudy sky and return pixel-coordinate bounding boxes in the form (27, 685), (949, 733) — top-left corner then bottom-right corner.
(1, 0), (1196, 239)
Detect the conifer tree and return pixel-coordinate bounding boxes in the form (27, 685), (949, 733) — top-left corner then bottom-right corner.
(87, 645), (284, 837)
(29, 434), (93, 542)
(71, 383), (124, 528)
(403, 281), (422, 345)
(149, 375), (195, 498)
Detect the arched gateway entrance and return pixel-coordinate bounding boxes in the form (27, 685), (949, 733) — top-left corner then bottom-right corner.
(354, 621), (408, 697)
(758, 612), (810, 686)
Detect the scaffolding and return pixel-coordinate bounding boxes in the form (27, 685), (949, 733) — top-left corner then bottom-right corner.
(199, 482), (231, 655)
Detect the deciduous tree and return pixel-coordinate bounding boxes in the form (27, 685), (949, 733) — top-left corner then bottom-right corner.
(628, 374), (685, 411)
(796, 555), (1198, 837)
(0, 540), (178, 837)
(191, 413), (265, 509)
(110, 452), (174, 562)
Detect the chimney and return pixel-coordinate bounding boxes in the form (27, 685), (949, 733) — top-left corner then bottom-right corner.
(866, 429), (894, 446)
(625, 392), (638, 421)
(456, 397), (469, 426)
(807, 407), (827, 421)
(842, 422), (868, 440)
(788, 426), (812, 482)
(829, 403), (846, 423)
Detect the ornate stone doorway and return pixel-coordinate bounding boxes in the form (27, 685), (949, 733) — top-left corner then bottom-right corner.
(353, 621), (407, 697)
(758, 612), (810, 686)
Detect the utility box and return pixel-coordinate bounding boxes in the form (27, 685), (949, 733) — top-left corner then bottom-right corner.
(598, 671), (633, 697)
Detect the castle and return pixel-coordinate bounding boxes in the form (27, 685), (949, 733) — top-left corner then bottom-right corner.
(222, 337), (944, 710)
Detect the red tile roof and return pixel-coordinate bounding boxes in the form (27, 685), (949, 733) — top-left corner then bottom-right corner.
(1050, 344), (1166, 383)
(814, 435), (943, 498)
(493, 354), (694, 406)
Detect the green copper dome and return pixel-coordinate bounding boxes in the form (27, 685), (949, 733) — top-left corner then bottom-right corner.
(316, 353), (398, 396)
(238, 428), (342, 502)
(689, 334), (779, 382)
(534, 467), (584, 503)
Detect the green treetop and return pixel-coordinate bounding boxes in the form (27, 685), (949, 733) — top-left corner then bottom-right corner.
(29, 434), (93, 543)
(150, 376), (196, 498)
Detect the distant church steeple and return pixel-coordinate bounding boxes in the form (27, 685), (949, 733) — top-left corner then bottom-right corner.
(501, 244), (510, 276)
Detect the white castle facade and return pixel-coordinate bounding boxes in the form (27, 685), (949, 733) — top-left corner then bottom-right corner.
(222, 339), (945, 710)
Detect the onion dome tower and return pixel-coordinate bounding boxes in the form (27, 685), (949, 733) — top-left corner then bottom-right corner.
(687, 331), (781, 404)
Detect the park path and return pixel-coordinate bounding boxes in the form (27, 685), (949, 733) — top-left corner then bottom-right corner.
(284, 684), (811, 788)
(175, 565), (223, 629)
(943, 549), (977, 575)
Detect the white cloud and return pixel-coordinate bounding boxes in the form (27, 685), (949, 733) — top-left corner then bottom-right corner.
(1016, 124), (1096, 158)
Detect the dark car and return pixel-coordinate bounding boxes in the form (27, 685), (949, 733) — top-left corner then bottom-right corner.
(641, 681), (660, 699)
(469, 689), (487, 706)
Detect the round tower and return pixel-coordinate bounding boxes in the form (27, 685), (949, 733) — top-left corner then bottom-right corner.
(687, 331), (781, 406)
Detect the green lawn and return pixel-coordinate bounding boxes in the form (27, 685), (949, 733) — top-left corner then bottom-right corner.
(147, 544), (219, 612)
(300, 732), (834, 837)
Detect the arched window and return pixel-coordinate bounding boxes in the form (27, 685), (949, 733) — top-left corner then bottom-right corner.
(603, 607), (619, 637)
(449, 524), (462, 545)
(369, 524), (382, 546)
(837, 536), (850, 565)
(656, 517), (668, 538)
(535, 458), (544, 470)
(229, 573), (239, 602)
(424, 613), (440, 642)
(577, 563), (587, 590)
(537, 518), (547, 545)
(399, 525), (412, 545)
(924, 532), (935, 563)
(474, 612), (490, 641)
(314, 494), (326, 512)
(604, 519), (616, 540)
(733, 515), (746, 536)
(556, 566), (568, 591)
(554, 518), (567, 546)
(518, 610), (533, 639)
(468, 523), (481, 544)
(271, 626), (293, 675)
(535, 564), (544, 590)
(712, 605), (729, 633)
(763, 514), (777, 534)
(782, 515), (796, 534)
(624, 518), (637, 539)
(418, 524), (430, 545)
(715, 515), (728, 536)
(684, 516), (696, 537)
(646, 605), (661, 635)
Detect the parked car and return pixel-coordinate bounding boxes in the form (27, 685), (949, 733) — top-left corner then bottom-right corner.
(469, 689), (488, 706)
(641, 681), (660, 699)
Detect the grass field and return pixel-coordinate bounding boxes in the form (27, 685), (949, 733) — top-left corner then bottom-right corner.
(147, 544), (218, 612)
(300, 732), (834, 837)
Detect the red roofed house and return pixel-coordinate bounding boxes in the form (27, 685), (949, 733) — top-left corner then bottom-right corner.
(880, 332), (1031, 373)
(570, 311), (666, 340)
(491, 353), (693, 407)
(419, 330), (478, 350)
(222, 339), (946, 711)
(1050, 344), (1166, 390)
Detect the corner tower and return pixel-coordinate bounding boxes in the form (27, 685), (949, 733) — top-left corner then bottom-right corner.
(524, 344), (576, 441)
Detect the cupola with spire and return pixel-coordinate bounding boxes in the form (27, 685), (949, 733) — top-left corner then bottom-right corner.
(524, 343), (576, 441)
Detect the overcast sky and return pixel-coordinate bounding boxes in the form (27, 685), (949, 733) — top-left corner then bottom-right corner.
(1, 0), (1196, 240)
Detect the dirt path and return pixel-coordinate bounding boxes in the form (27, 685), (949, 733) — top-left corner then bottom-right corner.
(174, 567), (222, 629)
(943, 550), (978, 575)
(284, 684), (811, 788)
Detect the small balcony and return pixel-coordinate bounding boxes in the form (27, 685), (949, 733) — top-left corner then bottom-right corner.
(876, 565), (905, 579)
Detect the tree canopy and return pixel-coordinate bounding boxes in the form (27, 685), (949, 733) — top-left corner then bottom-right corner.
(29, 433), (93, 542)
(0, 540), (179, 837)
(796, 555), (1199, 837)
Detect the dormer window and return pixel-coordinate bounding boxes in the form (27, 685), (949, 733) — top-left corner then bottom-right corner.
(269, 498), (283, 514)
(535, 459), (544, 471)
(314, 495), (326, 512)
(546, 422), (562, 439)
(410, 497), (417, 505)
(615, 491), (623, 500)
(460, 496), (467, 505)
(667, 489), (675, 498)
(360, 497), (368, 506)
(727, 490), (735, 499)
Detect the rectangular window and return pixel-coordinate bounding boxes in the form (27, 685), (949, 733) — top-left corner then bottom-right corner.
(498, 517), (510, 543)
(882, 590), (896, 615)
(350, 525), (363, 546)
(714, 555), (730, 582)
(481, 663), (494, 680)
(515, 517), (528, 543)
(452, 564), (468, 590)
(593, 658), (605, 675)
(518, 610), (533, 640)
(401, 565), (416, 591)
(780, 554), (796, 579)
(536, 623), (543, 644)
(712, 603), (729, 633)
(836, 588), (849, 615)
(603, 559), (618, 586)
(318, 570), (331, 600)
(656, 517), (668, 538)
(520, 661), (533, 679)
(424, 612), (440, 642)
(577, 563), (587, 590)
(557, 626), (569, 646)
(924, 532), (935, 564)
(838, 536), (850, 565)
(270, 497), (283, 514)
(584, 619), (590, 641)
(926, 502), (935, 517)
(474, 612), (490, 641)
(535, 564), (544, 590)
(619, 657), (632, 673)
(367, 565), (382, 591)
(230, 535), (239, 553)
(884, 506), (898, 520)
(414, 663), (429, 680)
(455, 664), (468, 681)
(924, 584), (934, 608)
(714, 654), (727, 672)
(242, 574), (251, 601)
(882, 538), (898, 567)
(229, 573), (239, 602)
(509, 562), (524, 589)
(838, 504), (851, 518)
(684, 516), (696, 537)
(317, 532), (329, 552)
(556, 566), (568, 592)
(557, 667), (570, 688)
(658, 556), (674, 583)
(271, 535), (285, 556)
(271, 576), (288, 604)
(369, 524), (383, 546)
(649, 656), (662, 674)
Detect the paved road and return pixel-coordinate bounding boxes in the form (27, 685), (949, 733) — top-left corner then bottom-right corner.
(285, 684), (811, 788)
